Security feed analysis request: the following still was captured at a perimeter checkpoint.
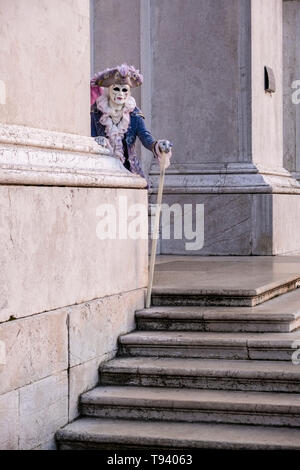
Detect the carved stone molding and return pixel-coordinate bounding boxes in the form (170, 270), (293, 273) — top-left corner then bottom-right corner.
(0, 123), (147, 189)
(149, 161), (300, 194)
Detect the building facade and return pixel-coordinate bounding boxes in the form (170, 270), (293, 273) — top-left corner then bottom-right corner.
(0, 0), (300, 449)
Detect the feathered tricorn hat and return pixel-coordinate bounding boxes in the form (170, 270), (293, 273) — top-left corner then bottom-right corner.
(91, 63), (143, 88)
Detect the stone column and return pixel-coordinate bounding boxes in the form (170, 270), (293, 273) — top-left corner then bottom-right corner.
(283, 0), (300, 180)
(0, 0), (147, 449)
(149, 0), (300, 255)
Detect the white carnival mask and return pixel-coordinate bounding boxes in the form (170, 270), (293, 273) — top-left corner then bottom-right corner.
(109, 83), (130, 106)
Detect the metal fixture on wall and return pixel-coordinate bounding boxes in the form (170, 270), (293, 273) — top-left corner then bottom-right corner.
(265, 66), (276, 93)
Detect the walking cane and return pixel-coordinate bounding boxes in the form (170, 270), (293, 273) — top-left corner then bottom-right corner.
(146, 144), (172, 308)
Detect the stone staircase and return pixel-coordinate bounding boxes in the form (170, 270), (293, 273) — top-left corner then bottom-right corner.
(56, 282), (300, 450)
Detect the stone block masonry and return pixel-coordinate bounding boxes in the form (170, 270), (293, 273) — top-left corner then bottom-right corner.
(0, 289), (144, 450)
(0, 0), (148, 450)
(0, 123), (148, 450)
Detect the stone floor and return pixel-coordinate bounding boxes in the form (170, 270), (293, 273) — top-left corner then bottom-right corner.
(152, 256), (300, 306)
(154, 255), (300, 292)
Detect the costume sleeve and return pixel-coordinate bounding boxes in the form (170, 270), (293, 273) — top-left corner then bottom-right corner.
(136, 115), (156, 152)
(91, 112), (99, 137)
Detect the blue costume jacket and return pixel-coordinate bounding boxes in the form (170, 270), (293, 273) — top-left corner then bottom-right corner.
(91, 103), (156, 179)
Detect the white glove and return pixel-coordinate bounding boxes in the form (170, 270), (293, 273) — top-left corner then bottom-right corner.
(94, 136), (113, 154)
(155, 139), (173, 169)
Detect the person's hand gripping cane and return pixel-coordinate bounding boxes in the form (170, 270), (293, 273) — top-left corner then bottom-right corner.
(155, 139), (173, 169)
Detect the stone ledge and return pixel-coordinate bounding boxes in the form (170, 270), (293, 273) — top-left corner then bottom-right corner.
(0, 123), (147, 189)
(0, 123), (107, 154)
(151, 162), (292, 176)
(149, 162), (300, 194)
(151, 279), (300, 307)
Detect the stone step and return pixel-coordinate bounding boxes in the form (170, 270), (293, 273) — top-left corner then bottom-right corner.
(152, 257), (300, 307)
(136, 288), (300, 332)
(100, 357), (300, 392)
(151, 282), (300, 307)
(137, 308), (300, 333)
(137, 310), (300, 334)
(118, 330), (300, 361)
(80, 386), (300, 428)
(56, 417), (300, 450)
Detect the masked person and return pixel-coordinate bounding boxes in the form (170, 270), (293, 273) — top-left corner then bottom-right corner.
(90, 64), (172, 182)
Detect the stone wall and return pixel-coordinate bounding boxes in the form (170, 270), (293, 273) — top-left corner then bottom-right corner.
(0, 184), (147, 323)
(0, 287), (145, 450)
(0, 0), (90, 135)
(93, 0), (141, 107)
(151, 0), (241, 167)
(251, 0), (283, 170)
(92, 0), (154, 173)
(283, 0), (300, 176)
(147, 0), (300, 256)
(0, 0), (148, 450)
(0, 132), (147, 451)
(0, 125), (148, 451)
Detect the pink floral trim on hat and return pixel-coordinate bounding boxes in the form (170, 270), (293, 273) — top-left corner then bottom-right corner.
(90, 84), (103, 106)
(91, 64), (143, 89)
